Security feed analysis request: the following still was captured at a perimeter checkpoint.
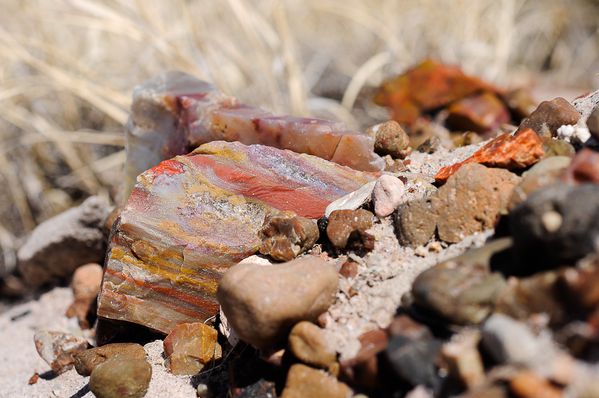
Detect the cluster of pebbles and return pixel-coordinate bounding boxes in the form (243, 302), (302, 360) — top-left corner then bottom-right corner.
(1, 62), (599, 398)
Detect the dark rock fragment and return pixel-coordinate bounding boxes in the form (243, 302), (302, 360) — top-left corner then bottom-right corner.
(510, 183), (599, 270)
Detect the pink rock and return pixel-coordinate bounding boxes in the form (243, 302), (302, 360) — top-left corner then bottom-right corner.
(372, 175), (405, 217)
(98, 141), (374, 333)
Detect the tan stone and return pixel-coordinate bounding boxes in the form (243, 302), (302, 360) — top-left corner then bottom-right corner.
(326, 209), (374, 251)
(74, 343), (146, 376)
(163, 322), (220, 375)
(289, 322), (336, 370)
(89, 356), (152, 398)
(395, 198), (438, 247)
(217, 257), (339, 349)
(281, 364), (352, 398)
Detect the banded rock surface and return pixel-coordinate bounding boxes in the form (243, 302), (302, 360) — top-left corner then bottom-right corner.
(125, 71), (383, 195)
(98, 140), (374, 333)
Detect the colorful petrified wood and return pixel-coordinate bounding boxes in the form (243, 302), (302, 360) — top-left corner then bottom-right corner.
(98, 141), (374, 333)
(124, 71), (383, 196)
(374, 59), (502, 127)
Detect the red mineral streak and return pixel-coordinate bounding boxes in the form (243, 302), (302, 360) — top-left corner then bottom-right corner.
(152, 159), (185, 177)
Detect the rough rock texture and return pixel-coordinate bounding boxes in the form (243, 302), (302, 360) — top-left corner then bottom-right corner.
(573, 89), (599, 120)
(434, 164), (519, 243)
(510, 183), (599, 269)
(89, 355), (152, 398)
(65, 263), (103, 328)
(17, 196), (110, 288)
(259, 212), (319, 262)
(508, 156), (571, 209)
(395, 198), (438, 247)
(217, 256), (339, 349)
(372, 175), (405, 217)
(125, 71), (383, 193)
(446, 92), (510, 134)
(367, 120), (411, 159)
(289, 321), (337, 370)
(74, 343), (146, 376)
(163, 322), (220, 375)
(34, 330), (88, 374)
(412, 245), (508, 325)
(518, 97), (581, 137)
(374, 59), (500, 126)
(98, 141), (372, 334)
(281, 364), (352, 398)
(327, 209), (375, 251)
(435, 129), (543, 183)
(325, 142), (494, 359)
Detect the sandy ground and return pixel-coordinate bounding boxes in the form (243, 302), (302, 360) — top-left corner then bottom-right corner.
(0, 288), (197, 398)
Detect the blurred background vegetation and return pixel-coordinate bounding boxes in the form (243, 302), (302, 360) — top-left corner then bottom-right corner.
(0, 0), (598, 268)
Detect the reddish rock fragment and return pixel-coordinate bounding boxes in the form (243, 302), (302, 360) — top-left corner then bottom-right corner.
(340, 329), (388, 390)
(326, 209), (375, 251)
(339, 261), (358, 279)
(374, 59), (501, 126)
(163, 322), (221, 375)
(562, 148), (599, 185)
(518, 97), (581, 137)
(66, 263), (103, 329)
(259, 211), (319, 262)
(28, 373), (39, 385)
(446, 92), (510, 134)
(435, 129), (544, 183)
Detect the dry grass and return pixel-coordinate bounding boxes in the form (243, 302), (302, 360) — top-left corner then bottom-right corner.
(0, 0), (598, 269)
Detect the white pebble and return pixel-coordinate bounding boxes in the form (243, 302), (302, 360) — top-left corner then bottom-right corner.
(372, 175), (405, 217)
